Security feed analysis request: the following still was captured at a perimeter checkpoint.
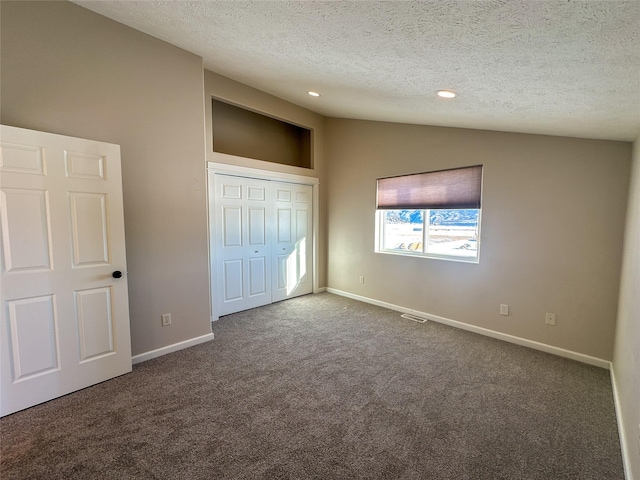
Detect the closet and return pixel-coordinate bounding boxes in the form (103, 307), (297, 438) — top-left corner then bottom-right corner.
(208, 162), (316, 318)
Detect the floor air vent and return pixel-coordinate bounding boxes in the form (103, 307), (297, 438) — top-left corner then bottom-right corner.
(401, 313), (428, 324)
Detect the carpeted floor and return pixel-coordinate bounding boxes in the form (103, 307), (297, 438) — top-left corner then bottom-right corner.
(0, 293), (624, 479)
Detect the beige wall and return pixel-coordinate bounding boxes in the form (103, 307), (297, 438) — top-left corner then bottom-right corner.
(212, 99), (311, 168)
(1, 6), (637, 468)
(613, 136), (640, 478)
(1, 0), (633, 385)
(326, 118), (631, 361)
(1, 1), (211, 356)
(204, 70), (327, 288)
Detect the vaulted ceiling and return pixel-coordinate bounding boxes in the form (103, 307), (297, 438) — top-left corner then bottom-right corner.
(74, 0), (640, 141)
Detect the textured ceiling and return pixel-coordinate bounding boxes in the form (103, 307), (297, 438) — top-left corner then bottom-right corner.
(73, 0), (640, 141)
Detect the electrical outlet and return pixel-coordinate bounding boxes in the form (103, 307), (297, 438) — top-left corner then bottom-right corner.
(359, 276), (365, 284)
(161, 313), (171, 326)
(500, 304), (509, 316)
(545, 313), (556, 326)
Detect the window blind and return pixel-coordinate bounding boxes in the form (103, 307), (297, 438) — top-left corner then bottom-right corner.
(376, 165), (482, 210)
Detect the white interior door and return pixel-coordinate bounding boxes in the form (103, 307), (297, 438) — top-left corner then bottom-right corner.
(214, 175), (272, 316)
(0, 125), (132, 416)
(272, 182), (313, 302)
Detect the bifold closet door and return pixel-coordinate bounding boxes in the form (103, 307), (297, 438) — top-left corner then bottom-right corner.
(212, 174), (314, 317)
(214, 176), (272, 316)
(272, 182), (313, 302)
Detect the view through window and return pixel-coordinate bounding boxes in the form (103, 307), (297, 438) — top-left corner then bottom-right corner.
(379, 208), (480, 260)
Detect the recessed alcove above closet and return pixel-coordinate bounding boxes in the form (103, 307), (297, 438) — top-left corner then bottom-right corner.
(212, 99), (312, 169)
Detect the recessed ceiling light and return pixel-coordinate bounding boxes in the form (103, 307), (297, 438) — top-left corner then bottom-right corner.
(308, 91), (320, 97)
(436, 90), (457, 99)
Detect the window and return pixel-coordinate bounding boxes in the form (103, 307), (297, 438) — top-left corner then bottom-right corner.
(376, 166), (482, 262)
(378, 208), (480, 259)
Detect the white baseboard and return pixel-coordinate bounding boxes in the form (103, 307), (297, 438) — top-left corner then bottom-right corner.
(326, 288), (610, 369)
(131, 332), (215, 365)
(315, 287), (327, 293)
(610, 366), (634, 480)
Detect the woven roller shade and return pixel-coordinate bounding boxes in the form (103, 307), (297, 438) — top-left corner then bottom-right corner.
(377, 165), (482, 210)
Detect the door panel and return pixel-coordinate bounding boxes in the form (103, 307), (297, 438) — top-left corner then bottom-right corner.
(275, 188), (290, 202)
(0, 142), (45, 174)
(1, 188), (53, 272)
(0, 125), (132, 416)
(223, 259), (243, 301)
(247, 186), (265, 201)
(222, 206), (242, 247)
(297, 210), (310, 284)
(69, 192), (109, 266)
(248, 257), (267, 297)
(7, 294), (59, 380)
(248, 208), (266, 245)
(272, 182), (313, 303)
(64, 151), (106, 180)
(277, 208), (292, 243)
(75, 287), (114, 361)
(214, 176), (272, 315)
(274, 252), (286, 290)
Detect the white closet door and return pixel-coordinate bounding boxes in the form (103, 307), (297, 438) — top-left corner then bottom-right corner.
(272, 182), (313, 302)
(0, 125), (132, 416)
(214, 175), (272, 316)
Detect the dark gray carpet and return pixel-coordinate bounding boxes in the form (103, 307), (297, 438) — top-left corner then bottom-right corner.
(0, 293), (624, 479)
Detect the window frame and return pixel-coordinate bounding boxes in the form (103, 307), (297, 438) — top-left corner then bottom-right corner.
(375, 165), (483, 264)
(375, 208), (482, 264)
